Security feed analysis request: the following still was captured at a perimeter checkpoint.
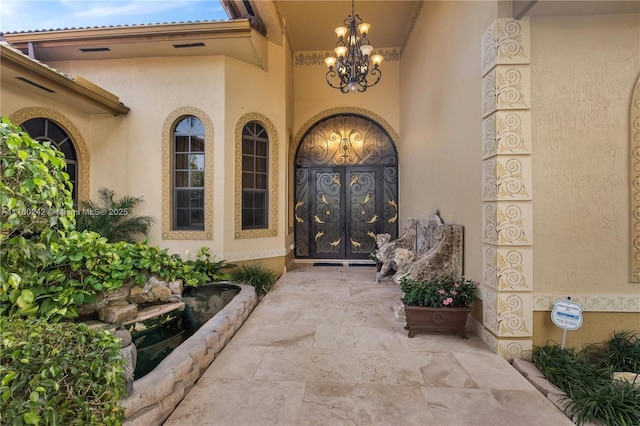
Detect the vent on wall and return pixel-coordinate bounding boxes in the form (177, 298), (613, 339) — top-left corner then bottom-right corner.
(15, 77), (55, 93)
(79, 47), (111, 52)
(173, 42), (205, 49)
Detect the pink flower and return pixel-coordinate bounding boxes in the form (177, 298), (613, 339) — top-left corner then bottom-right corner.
(443, 297), (454, 306)
(454, 283), (460, 288)
(438, 289), (445, 294)
(451, 290), (458, 295)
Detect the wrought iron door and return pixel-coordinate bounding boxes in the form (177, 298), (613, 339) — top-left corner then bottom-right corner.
(298, 165), (397, 259)
(294, 114), (398, 259)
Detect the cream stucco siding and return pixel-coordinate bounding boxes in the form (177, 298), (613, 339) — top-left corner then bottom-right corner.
(531, 14), (640, 295)
(48, 56), (228, 257)
(399, 0), (498, 281)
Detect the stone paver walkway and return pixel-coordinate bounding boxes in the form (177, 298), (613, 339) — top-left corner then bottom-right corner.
(165, 264), (572, 425)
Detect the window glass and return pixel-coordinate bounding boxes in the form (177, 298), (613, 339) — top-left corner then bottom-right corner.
(241, 121), (269, 229)
(21, 118), (78, 204)
(173, 116), (205, 230)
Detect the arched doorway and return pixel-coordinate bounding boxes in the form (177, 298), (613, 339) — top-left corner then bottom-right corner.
(294, 114), (398, 259)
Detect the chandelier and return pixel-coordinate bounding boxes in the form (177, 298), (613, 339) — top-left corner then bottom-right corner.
(324, 0), (383, 93)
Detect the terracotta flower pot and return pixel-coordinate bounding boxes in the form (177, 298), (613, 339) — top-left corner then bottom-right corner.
(403, 301), (470, 339)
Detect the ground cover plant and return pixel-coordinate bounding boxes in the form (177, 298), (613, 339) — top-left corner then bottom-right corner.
(532, 331), (640, 426)
(230, 263), (276, 296)
(0, 317), (126, 425)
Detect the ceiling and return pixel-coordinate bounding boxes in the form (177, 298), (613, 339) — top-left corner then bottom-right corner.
(271, 0), (639, 53)
(274, 1), (421, 52)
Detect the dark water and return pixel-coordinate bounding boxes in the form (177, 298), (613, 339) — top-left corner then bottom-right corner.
(133, 283), (240, 379)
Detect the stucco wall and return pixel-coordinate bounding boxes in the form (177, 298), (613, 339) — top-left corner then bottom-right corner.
(399, 1), (498, 281)
(531, 14), (640, 295)
(223, 40), (288, 261)
(49, 56), (227, 258)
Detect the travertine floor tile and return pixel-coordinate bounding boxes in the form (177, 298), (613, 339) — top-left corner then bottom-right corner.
(300, 382), (437, 426)
(420, 387), (574, 425)
(360, 350), (477, 387)
(254, 346), (362, 383)
(168, 265), (570, 425)
(454, 351), (534, 390)
(227, 323), (316, 349)
(164, 379), (305, 426)
(200, 345), (267, 380)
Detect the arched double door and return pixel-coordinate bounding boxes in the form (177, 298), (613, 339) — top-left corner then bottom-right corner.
(294, 114), (398, 259)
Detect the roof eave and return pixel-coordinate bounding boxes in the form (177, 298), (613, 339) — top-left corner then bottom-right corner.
(1, 44), (130, 116)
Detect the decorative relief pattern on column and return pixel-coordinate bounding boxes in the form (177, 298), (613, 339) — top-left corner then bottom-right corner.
(482, 17), (530, 76)
(498, 294), (532, 336)
(496, 66), (531, 110)
(484, 246), (533, 291)
(483, 203), (532, 245)
(534, 295), (640, 312)
(482, 70), (497, 118)
(481, 18), (533, 353)
(631, 73), (640, 282)
(483, 157), (532, 201)
(484, 289), (533, 337)
(484, 288), (499, 334)
(482, 330), (533, 361)
(483, 111), (532, 159)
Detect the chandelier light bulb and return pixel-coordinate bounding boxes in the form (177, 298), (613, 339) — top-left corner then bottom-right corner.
(360, 44), (373, 56)
(348, 80), (358, 92)
(371, 54), (384, 66)
(324, 56), (337, 68)
(358, 23), (370, 35)
(334, 46), (348, 57)
(335, 26), (348, 38)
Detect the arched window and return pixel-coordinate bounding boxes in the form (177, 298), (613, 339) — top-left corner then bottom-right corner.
(21, 118), (78, 203)
(173, 116), (205, 230)
(241, 121), (269, 229)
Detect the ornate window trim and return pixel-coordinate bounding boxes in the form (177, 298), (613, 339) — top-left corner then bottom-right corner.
(234, 112), (279, 239)
(10, 107), (90, 201)
(631, 73), (640, 282)
(161, 107), (214, 240)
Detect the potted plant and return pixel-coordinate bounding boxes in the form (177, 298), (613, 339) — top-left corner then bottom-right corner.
(399, 275), (479, 338)
(369, 249), (383, 272)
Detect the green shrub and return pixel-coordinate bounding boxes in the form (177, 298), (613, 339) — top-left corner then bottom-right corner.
(183, 247), (232, 282)
(75, 187), (154, 243)
(532, 333), (640, 426)
(230, 263), (276, 296)
(0, 317), (125, 425)
(1, 118), (75, 315)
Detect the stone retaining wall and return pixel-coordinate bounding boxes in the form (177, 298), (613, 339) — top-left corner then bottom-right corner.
(121, 284), (257, 426)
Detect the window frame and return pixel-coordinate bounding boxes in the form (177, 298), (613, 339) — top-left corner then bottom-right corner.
(234, 112), (278, 239)
(161, 107), (213, 240)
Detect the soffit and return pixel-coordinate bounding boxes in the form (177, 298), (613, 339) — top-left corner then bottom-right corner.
(2, 21), (267, 69)
(1, 43), (130, 116)
(274, 0), (421, 52)
(521, 0), (640, 17)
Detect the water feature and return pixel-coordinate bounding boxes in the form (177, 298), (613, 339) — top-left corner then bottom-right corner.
(129, 283), (241, 379)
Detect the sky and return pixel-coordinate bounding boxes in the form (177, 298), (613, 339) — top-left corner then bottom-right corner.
(0, 0), (230, 33)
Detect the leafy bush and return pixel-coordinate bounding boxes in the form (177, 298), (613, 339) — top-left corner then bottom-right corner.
(400, 275), (478, 308)
(532, 332), (640, 426)
(183, 247), (232, 282)
(230, 263), (276, 296)
(1, 118), (75, 314)
(0, 317), (125, 425)
(75, 187), (154, 243)
(1, 231), (220, 320)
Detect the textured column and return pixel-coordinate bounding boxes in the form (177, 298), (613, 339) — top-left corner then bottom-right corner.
(480, 17), (533, 359)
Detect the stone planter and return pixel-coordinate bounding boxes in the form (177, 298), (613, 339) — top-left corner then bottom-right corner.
(403, 302), (469, 338)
